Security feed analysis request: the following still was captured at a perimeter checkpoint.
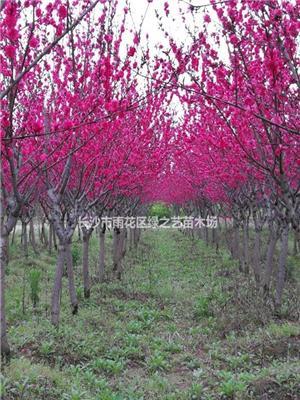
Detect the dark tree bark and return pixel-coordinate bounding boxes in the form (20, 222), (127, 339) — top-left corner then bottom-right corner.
(242, 218), (250, 274)
(293, 231), (299, 256)
(48, 185), (79, 326)
(113, 227), (121, 272)
(21, 220), (28, 257)
(41, 218), (48, 246)
(252, 205), (265, 285)
(275, 224), (289, 312)
(53, 225), (57, 250)
(82, 226), (93, 298)
(51, 244), (67, 326)
(29, 218), (38, 254)
(1, 199), (20, 356)
(48, 222), (53, 254)
(232, 218), (242, 270)
(116, 229), (127, 280)
(263, 221), (279, 295)
(65, 243), (79, 313)
(1, 237), (10, 356)
(98, 224), (106, 282)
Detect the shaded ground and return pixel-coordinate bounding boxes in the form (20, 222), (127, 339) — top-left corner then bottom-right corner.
(1, 229), (300, 399)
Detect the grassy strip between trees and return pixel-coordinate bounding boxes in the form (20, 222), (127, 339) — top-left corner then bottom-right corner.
(1, 229), (299, 400)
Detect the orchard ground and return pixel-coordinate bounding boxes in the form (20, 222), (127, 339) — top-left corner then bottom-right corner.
(1, 229), (300, 400)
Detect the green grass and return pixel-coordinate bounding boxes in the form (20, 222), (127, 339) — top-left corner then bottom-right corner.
(1, 229), (299, 399)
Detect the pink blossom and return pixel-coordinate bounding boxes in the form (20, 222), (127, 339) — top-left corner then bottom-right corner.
(105, 34), (113, 43)
(191, 56), (199, 71)
(30, 37), (39, 48)
(7, 28), (19, 41)
(32, 120), (43, 132)
(229, 34), (238, 46)
(4, 45), (16, 59)
(204, 14), (211, 23)
(128, 47), (136, 57)
(64, 120), (73, 129)
(6, 148), (13, 158)
(58, 5), (67, 19)
(164, 2), (169, 16)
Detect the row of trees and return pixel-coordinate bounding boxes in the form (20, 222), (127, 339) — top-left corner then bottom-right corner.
(153, 0), (299, 310)
(1, 0), (299, 356)
(1, 0), (172, 355)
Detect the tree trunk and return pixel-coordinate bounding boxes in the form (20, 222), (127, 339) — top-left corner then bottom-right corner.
(29, 218), (38, 254)
(212, 225), (219, 253)
(136, 227), (141, 244)
(232, 220), (241, 270)
(22, 221), (28, 257)
(242, 219), (249, 274)
(197, 226), (202, 239)
(129, 228), (134, 250)
(51, 244), (66, 326)
(65, 243), (78, 314)
(0, 196), (20, 356)
(82, 229), (92, 298)
(122, 228), (127, 257)
(113, 227), (121, 271)
(253, 227), (262, 284)
(204, 225), (209, 245)
(224, 219), (232, 255)
(38, 219), (42, 243)
(11, 224), (16, 246)
(263, 223), (278, 294)
(275, 224), (289, 313)
(53, 226), (57, 250)
(98, 225), (106, 282)
(133, 226), (139, 247)
(48, 222), (53, 254)
(41, 220), (48, 246)
(116, 229), (126, 280)
(1, 233), (10, 356)
(293, 231), (298, 255)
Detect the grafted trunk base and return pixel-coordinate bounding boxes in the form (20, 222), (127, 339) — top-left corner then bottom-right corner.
(51, 240), (79, 326)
